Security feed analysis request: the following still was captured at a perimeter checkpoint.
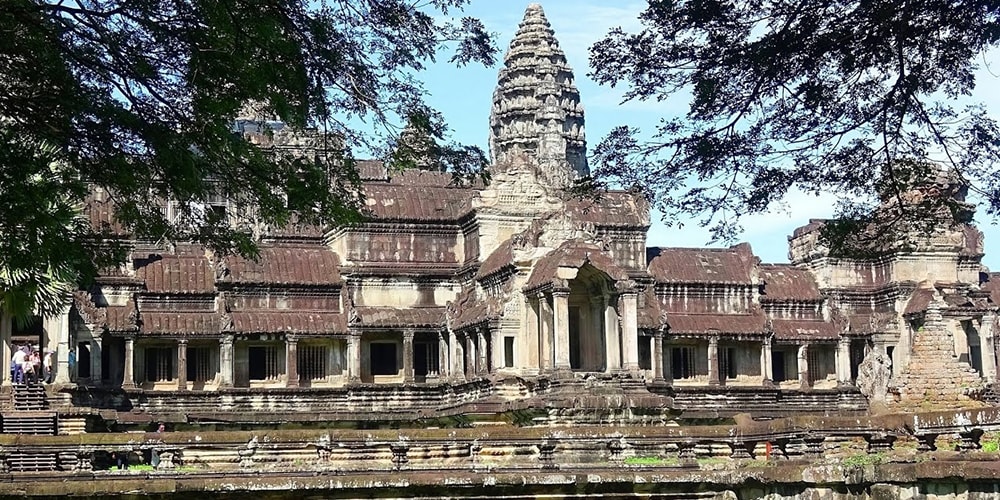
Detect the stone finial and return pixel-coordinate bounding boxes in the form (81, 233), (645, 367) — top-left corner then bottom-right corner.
(489, 3), (588, 186)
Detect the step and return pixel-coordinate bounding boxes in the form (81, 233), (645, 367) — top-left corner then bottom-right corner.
(7, 453), (58, 472)
(2, 412), (57, 435)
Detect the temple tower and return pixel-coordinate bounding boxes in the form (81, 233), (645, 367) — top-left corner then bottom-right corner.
(488, 3), (588, 187)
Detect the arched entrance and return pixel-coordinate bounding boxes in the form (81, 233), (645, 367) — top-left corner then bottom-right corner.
(567, 264), (612, 372)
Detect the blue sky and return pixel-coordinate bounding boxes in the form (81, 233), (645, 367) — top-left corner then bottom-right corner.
(417, 1), (1000, 268)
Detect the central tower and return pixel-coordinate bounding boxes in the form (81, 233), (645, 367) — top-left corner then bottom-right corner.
(488, 3), (588, 187)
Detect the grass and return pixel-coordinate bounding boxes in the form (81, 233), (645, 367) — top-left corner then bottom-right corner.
(623, 456), (678, 466)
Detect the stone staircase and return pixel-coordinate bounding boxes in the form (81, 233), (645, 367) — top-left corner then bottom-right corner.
(2, 383), (58, 436)
(894, 293), (984, 410)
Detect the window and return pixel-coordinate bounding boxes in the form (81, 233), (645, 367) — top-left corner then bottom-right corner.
(370, 342), (398, 376)
(144, 347), (175, 382)
(299, 344), (328, 381)
(772, 351), (787, 382)
(672, 346), (695, 379)
(248, 345), (280, 381)
(78, 342), (91, 379)
(638, 337), (652, 370)
(504, 337), (515, 368)
(414, 341), (439, 377)
(187, 347), (216, 383)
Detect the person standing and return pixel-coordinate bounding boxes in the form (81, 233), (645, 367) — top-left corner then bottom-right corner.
(68, 348), (77, 382)
(42, 350), (53, 384)
(11, 347), (26, 384)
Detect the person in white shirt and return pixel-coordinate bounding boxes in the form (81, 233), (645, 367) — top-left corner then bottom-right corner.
(11, 347), (26, 384)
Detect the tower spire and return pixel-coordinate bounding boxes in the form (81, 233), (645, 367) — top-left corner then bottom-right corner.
(489, 3), (587, 186)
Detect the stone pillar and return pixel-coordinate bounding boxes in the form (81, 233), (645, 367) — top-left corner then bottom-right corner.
(836, 336), (853, 386)
(1, 314), (11, 387)
(347, 332), (361, 383)
(798, 344), (811, 390)
(761, 336), (773, 387)
(591, 296), (605, 371)
(176, 339), (188, 391)
(449, 329), (464, 382)
(477, 327), (489, 375)
(438, 331), (449, 379)
(553, 289), (571, 371)
(219, 335), (234, 388)
(980, 315), (998, 383)
(90, 336), (103, 385)
(491, 327), (503, 372)
(620, 291), (640, 371)
(402, 330), (415, 383)
(465, 333), (476, 379)
(662, 334), (673, 385)
(524, 297), (540, 373)
(285, 335), (299, 388)
(707, 336), (721, 386)
(54, 306), (72, 384)
(653, 332), (665, 382)
(539, 295), (553, 372)
(604, 299), (620, 373)
(122, 336), (136, 389)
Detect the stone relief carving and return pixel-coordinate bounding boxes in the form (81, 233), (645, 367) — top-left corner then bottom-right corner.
(856, 349), (892, 403)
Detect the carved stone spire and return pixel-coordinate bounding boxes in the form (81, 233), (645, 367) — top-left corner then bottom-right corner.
(489, 3), (587, 186)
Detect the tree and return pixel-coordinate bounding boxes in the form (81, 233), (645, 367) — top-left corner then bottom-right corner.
(0, 0), (495, 323)
(588, 0), (1000, 250)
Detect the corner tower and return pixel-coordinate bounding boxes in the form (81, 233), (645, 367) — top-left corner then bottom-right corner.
(489, 3), (588, 187)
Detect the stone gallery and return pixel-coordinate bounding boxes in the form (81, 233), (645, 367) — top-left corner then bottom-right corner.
(3, 4), (996, 428)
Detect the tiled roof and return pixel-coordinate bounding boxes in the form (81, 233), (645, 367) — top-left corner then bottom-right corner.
(983, 273), (1000, 306)
(448, 287), (504, 331)
(362, 183), (475, 221)
(524, 241), (628, 291)
(105, 305), (135, 332)
(83, 190), (128, 235)
(232, 311), (347, 334)
(647, 243), (756, 284)
(771, 319), (840, 341)
(759, 265), (822, 301)
(564, 191), (649, 227)
(477, 240), (515, 280)
(637, 288), (665, 330)
(354, 307), (446, 328)
(903, 288), (934, 315)
(134, 246), (215, 294)
(666, 312), (767, 336)
(140, 311), (220, 335)
(224, 245), (341, 286)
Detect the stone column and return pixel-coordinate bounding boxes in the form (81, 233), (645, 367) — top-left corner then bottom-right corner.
(54, 306), (72, 384)
(219, 335), (234, 388)
(707, 336), (721, 386)
(836, 336), (853, 386)
(90, 336), (103, 385)
(539, 295), (553, 372)
(465, 333), (476, 379)
(662, 334), (673, 385)
(347, 332), (361, 383)
(477, 327), (489, 375)
(402, 330), (415, 383)
(604, 298), (620, 373)
(449, 329), (464, 382)
(798, 344), (811, 390)
(285, 335), (299, 388)
(491, 327), (504, 372)
(620, 291), (640, 371)
(552, 289), (571, 371)
(176, 339), (188, 391)
(980, 315), (997, 383)
(653, 332), (665, 382)
(761, 336), (773, 387)
(1, 314), (11, 387)
(122, 336), (136, 389)
(438, 331), (449, 379)
(591, 296), (605, 371)
(524, 297), (540, 373)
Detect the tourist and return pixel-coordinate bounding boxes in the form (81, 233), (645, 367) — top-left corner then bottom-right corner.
(42, 350), (53, 384)
(10, 346), (25, 384)
(23, 351), (36, 384)
(68, 348), (76, 382)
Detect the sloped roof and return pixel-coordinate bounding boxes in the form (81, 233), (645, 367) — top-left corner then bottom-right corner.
(903, 288), (935, 315)
(982, 273), (1000, 306)
(771, 319), (840, 341)
(140, 311), (220, 335)
(666, 312), (767, 336)
(134, 246), (215, 294)
(354, 307), (446, 328)
(477, 239), (515, 280)
(524, 241), (628, 291)
(647, 243), (756, 284)
(759, 264), (822, 301)
(637, 288), (665, 330)
(232, 311), (347, 334)
(362, 183), (475, 221)
(223, 245), (341, 286)
(448, 286), (504, 331)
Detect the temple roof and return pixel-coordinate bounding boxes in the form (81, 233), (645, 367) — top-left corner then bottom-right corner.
(134, 246), (215, 294)
(353, 306), (446, 329)
(222, 245), (341, 286)
(647, 244), (757, 285)
(759, 264), (822, 301)
(232, 311), (346, 335)
(565, 192), (649, 227)
(771, 319), (840, 341)
(665, 312), (768, 337)
(524, 241), (628, 292)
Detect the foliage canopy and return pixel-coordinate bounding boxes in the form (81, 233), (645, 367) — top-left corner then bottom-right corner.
(589, 0), (1000, 248)
(0, 0), (495, 322)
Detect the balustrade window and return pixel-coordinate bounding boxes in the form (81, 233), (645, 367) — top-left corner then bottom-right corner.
(414, 341), (439, 377)
(720, 347), (737, 380)
(370, 342), (398, 376)
(248, 345), (281, 381)
(145, 347), (175, 382)
(807, 347), (825, 382)
(299, 344), (328, 381)
(672, 346), (696, 380)
(187, 347), (215, 382)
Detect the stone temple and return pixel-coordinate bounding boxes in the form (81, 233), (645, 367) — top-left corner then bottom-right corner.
(3, 4), (999, 428)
